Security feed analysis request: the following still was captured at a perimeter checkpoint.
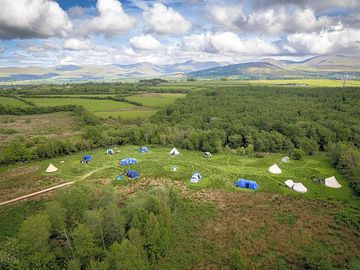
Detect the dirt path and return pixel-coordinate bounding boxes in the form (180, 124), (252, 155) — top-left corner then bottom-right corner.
(0, 181), (74, 207)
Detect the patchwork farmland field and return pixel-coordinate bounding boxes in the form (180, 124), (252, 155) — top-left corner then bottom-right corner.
(0, 96), (29, 107)
(126, 93), (186, 107)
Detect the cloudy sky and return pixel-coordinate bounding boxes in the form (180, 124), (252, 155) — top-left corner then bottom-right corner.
(0, 0), (359, 67)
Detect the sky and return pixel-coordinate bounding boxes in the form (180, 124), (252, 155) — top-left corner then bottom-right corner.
(0, 0), (359, 67)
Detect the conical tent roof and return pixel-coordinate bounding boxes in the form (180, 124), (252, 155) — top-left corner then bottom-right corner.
(268, 164), (282, 174)
(169, 147), (179, 155)
(284, 179), (294, 188)
(292, 183), (307, 193)
(46, 163), (58, 173)
(325, 176), (341, 188)
(281, 156), (289, 162)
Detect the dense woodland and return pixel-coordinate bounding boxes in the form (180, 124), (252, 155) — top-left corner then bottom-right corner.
(1, 85), (359, 194)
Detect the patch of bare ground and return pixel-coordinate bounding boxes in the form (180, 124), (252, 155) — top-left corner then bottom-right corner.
(114, 178), (360, 269)
(0, 165), (64, 201)
(0, 112), (81, 145)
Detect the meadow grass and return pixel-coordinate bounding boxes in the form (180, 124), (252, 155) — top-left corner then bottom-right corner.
(95, 109), (157, 119)
(2, 145), (357, 206)
(126, 93), (186, 107)
(0, 96), (29, 107)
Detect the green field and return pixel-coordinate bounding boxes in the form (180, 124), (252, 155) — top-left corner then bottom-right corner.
(126, 93), (186, 107)
(95, 109), (157, 119)
(0, 96), (29, 107)
(24, 97), (139, 117)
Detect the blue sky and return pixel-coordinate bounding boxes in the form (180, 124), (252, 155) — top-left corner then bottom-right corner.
(0, 0), (359, 67)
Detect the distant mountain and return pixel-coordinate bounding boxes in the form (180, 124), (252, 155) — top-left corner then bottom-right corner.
(0, 56), (359, 83)
(188, 55), (360, 79)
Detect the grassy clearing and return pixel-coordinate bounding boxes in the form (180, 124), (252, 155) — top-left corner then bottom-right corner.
(126, 93), (186, 107)
(0, 112), (81, 146)
(1, 145), (357, 206)
(247, 79), (360, 87)
(0, 96), (29, 107)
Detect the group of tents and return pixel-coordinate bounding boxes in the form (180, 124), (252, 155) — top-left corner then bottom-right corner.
(267, 157), (341, 193)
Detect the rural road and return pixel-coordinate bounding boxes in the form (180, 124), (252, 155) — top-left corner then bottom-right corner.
(0, 181), (74, 207)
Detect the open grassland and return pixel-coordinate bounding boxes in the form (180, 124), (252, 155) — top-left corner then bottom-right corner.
(0, 96), (29, 107)
(95, 109), (157, 119)
(126, 93), (186, 107)
(24, 97), (139, 118)
(1, 145), (357, 206)
(0, 112), (81, 146)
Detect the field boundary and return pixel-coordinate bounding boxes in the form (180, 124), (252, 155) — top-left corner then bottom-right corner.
(0, 181), (74, 207)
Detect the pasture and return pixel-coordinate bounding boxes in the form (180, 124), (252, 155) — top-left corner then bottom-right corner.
(0, 96), (29, 107)
(126, 93), (186, 107)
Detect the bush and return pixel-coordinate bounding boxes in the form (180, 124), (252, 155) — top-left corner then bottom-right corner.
(2, 141), (32, 163)
(229, 249), (246, 270)
(255, 152), (266, 158)
(291, 148), (304, 160)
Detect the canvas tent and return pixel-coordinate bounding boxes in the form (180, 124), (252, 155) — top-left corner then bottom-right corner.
(46, 163), (58, 173)
(325, 176), (341, 188)
(203, 152), (212, 158)
(281, 156), (289, 163)
(139, 146), (149, 153)
(116, 175), (123, 181)
(292, 183), (307, 193)
(284, 179), (295, 188)
(126, 170), (140, 179)
(268, 164), (282, 174)
(169, 147), (179, 156)
(235, 179), (258, 190)
(120, 158), (137, 166)
(190, 172), (202, 183)
(81, 155), (92, 163)
(171, 166), (177, 172)
(106, 148), (114, 155)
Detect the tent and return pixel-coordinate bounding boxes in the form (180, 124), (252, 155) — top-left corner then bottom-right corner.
(139, 146), (149, 153)
(106, 148), (114, 155)
(235, 179), (258, 190)
(190, 172), (202, 183)
(325, 176), (341, 188)
(203, 152), (212, 158)
(46, 163), (58, 173)
(169, 147), (179, 156)
(116, 175), (123, 181)
(126, 170), (140, 179)
(120, 158), (137, 166)
(268, 164), (282, 174)
(284, 179), (295, 188)
(81, 155), (92, 163)
(171, 166), (177, 172)
(292, 183), (307, 193)
(281, 156), (289, 163)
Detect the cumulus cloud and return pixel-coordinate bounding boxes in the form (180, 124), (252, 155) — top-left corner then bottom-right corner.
(130, 35), (163, 51)
(208, 5), (332, 35)
(0, 0), (72, 39)
(143, 3), (191, 35)
(182, 32), (279, 55)
(89, 0), (135, 37)
(285, 26), (360, 54)
(64, 38), (92, 50)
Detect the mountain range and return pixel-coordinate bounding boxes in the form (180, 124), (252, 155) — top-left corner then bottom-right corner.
(0, 55), (359, 83)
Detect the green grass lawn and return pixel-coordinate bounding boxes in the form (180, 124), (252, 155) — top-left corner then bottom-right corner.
(95, 109), (157, 119)
(2, 145), (357, 206)
(0, 96), (29, 107)
(126, 93), (186, 107)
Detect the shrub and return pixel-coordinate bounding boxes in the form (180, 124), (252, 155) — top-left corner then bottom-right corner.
(255, 152), (266, 158)
(291, 148), (304, 160)
(229, 249), (246, 270)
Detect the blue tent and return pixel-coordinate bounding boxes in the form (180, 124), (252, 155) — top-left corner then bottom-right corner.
(126, 170), (140, 179)
(116, 175), (123, 181)
(139, 146), (149, 153)
(120, 158), (138, 166)
(235, 179), (258, 190)
(82, 155), (92, 162)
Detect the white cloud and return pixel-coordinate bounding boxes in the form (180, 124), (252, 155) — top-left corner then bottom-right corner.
(0, 47), (5, 53)
(89, 0), (135, 37)
(208, 5), (332, 35)
(130, 35), (163, 51)
(285, 26), (360, 54)
(143, 3), (191, 35)
(64, 38), (92, 50)
(0, 0), (72, 39)
(183, 32), (279, 55)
